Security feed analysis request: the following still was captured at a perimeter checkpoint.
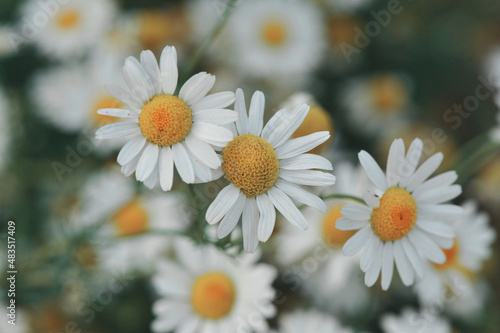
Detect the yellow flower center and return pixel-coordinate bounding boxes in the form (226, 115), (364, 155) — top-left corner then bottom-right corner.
(138, 94), (193, 147)
(93, 95), (121, 125)
(191, 272), (236, 319)
(261, 21), (287, 47)
(291, 104), (334, 155)
(222, 134), (280, 198)
(56, 9), (81, 29)
(371, 75), (408, 113)
(433, 241), (459, 271)
(370, 187), (418, 242)
(113, 201), (149, 237)
(321, 205), (357, 247)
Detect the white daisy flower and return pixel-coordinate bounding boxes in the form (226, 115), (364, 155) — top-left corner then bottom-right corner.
(483, 47), (500, 107)
(228, 0), (325, 81)
(20, 0), (116, 60)
(341, 73), (413, 137)
(275, 161), (370, 314)
(491, 111), (500, 143)
(278, 309), (353, 333)
(0, 86), (11, 172)
(95, 45), (237, 189)
(206, 89), (336, 252)
(381, 308), (452, 333)
(415, 200), (496, 318)
(336, 138), (463, 290)
(151, 239), (277, 333)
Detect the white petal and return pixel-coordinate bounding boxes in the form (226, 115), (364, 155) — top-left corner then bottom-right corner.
(190, 153), (213, 183)
(193, 109), (238, 125)
(117, 134), (147, 166)
(159, 147), (174, 191)
(143, 164), (158, 189)
(97, 108), (139, 119)
(267, 187), (308, 230)
(160, 45), (178, 95)
(185, 135), (221, 169)
(400, 138), (423, 181)
(381, 242), (394, 290)
(121, 151), (141, 176)
(341, 204), (372, 221)
(365, 240), (383, 287)
(279, 154), (333, 171)
(416, 219), (455, 238)
(191, 122), (233, 147)
(242, 198), (259, 253)
(393, 240), (414, 286)
(95, 122), (140, 139)
(279, 169), (336, 187)
(386, 138), (405, 187)
(401, 237), (425, 278)
(418, 204), (464, 222)
(408, 229), (446, 264)
(122, 56), (155, 102)
(363, 190), (380, 208)
(234, 88), (248, 135)
(262, 104), (309, 148)
(190, 91), (236, 112)
(343, 226), (371, 256)
(274, 131), (330, 159)
(361, 234), (379, 272)
(179, 72), (215, 106)
(275, 179), (327, 212)
(136, 143), (159, 181)
(358, 150), (388, 191)
(206, 184), (241, 224)
(256, 194), (276, 242)
(404, 152), (444, 191)
(140, 50), (161, 94)
(248, 91), (265, 136)
(105, 84), (142, 110)
(217, 193), (245, 238)
(172, 143), (195, 184)
(414, 185), (462, 205)
(411, 171), (458, 199)
(335, 217), (368, 230)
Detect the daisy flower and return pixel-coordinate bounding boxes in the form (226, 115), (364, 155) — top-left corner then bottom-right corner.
(206, 89), (336, 252)
(151, 240), (277, 333)
(336, 138), (463, 290)
(415, 200), (496, 318)
(20, 0), (117, 60)
(277, 309), (353, 333)
(381, 308), (452, 333)
(95, 45), (237, 189)
(228, 0), (325, 81)
(341, 73), (413, 137)
(280, 92), (334, 155)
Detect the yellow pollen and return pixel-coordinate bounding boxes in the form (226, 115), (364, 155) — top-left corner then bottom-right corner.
(321, 205), (357, 247)
(261, 21), (287, 47)
(371, 75), (408, 113)
(291, 104), (334, 155)
(191, 272), (236, 319)
(56, 10), (81, 29)
(370, 187), (418, 242)
(222, 134), (280, 198)
(94, 95), (122, 125)
(433, 241), (460, 271)
(113, 201), (149, 237)
(139, 94), (192, 147)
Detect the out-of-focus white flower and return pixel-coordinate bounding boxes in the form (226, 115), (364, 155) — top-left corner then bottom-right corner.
(278, 309), (353, 333)
(381, 308), (452, 333)
(0, 86), (11, 172)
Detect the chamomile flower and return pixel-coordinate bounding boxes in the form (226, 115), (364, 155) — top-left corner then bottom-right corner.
(151, 240), (277, 333)
(415, 200), (496, 318)
(341, 73), (413, 137)
(206, 89), (336, 253)
(381, 308), (451, 333)
(95, 45), (237, 190)
(20, 0), (117, 60)
(336, 138), (463, 290)
(278, 309), (353, 333)
(228, 0), (325, 81)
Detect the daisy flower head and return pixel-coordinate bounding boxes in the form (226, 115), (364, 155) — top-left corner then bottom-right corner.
(336, 138), (463, 290)
(206, 89), (336, 253)
(151, 239), (277, 333)
(20, 0), (117, 60)
(415, 200), (496, 317)
(278, 309), (353, 333)
(95, 45), (237, 190)
(381, 308), (452, 333)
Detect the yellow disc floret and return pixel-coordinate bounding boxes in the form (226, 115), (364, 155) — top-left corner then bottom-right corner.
(113, 201), (149, 237)
(222, 134), (280, 198)
(56, 10), (80, 29)
(139, 94), (192, 147)
(261, 21), (287, 47)
(191, 272), (236, 319)
(370, 187), (418, 242)
(321, 205), (357, 247)
(291, 104), (334, 155)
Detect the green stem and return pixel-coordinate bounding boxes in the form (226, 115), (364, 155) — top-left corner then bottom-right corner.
(320, 193), (366, 205)
(456, 141), (499, 185)
(452, 132), (491, 168)
(183, 0), (237, 77)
